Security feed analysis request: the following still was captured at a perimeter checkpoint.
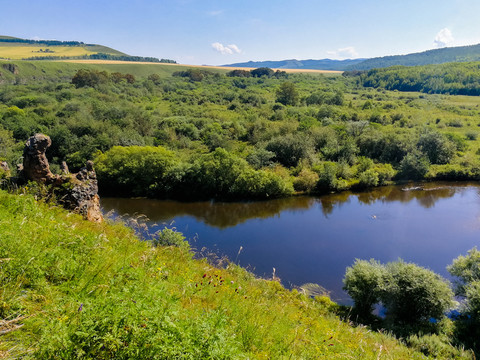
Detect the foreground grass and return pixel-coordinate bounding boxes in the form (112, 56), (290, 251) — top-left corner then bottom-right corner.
(0, 191), (461, 359)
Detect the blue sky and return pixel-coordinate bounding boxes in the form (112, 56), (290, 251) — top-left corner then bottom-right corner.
(1, 0), (480, 65)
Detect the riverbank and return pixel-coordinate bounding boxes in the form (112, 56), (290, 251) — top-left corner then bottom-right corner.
(0, 190), (455, 359)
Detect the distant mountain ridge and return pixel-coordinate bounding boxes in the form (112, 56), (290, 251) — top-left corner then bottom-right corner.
(222, 58), (365, 71)
(224, 43), (480, 71)
(349, 43), (480, 70)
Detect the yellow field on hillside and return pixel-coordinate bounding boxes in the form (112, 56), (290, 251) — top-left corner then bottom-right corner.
(60, 59), (344, 74)
(0, 45), (97, 59)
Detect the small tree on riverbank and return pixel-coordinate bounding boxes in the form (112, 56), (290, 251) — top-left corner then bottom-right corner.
(344, 259), (454, 333)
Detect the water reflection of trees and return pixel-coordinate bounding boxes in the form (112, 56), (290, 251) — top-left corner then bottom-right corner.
(101, 196), (315, 229)
(102, 183), (475, 228)
(321, 183), (465, 216)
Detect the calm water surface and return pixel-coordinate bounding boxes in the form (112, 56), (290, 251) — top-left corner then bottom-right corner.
(101, 183), (480, 303)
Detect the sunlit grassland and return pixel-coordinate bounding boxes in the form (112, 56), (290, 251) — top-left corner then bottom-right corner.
(0, 190), (438, 359)
(0, 60), (227, 81)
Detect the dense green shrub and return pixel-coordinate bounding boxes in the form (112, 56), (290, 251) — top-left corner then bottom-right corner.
(372, 163), (395, 184)
(185, 148), (293, 199)
(276, 82), (299, 106)
(72, 69), (110, 88)
(381, 261), (453, 326)
(344, 259), (454, 330)
(398, 151), (430, 179)
(293, 168), (319, 192)
(358, 169), (379, 188)
(266, 134), (314, 167)
(95, 146), (177, 197)
(246, 148), (275, 169)
(343, 259), (385, 320)
(407, 333), (471, 358)
(417, 130), (456, 164)
(314, 162), (339, 192)
(153, 227), (189, 248)
(305, 91), (344, 106)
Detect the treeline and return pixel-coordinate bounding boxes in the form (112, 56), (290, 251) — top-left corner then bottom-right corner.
(227, 67), (287, 78)
(346, 62), (480, 95)
(23, 52), (177, 63)
(171, 67), (288, 82)
(0, 38), (89, 46)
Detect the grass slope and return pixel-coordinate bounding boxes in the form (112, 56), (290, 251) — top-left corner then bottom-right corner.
(0, 191), (438, 359)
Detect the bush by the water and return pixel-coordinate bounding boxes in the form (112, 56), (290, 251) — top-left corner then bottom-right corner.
(344, 259), (454, 331)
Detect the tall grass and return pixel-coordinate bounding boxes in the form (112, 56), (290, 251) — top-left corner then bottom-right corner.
(0, 191), (462, 358)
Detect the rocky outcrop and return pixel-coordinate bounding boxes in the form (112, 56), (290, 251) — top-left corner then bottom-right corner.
(60, 161), (103, 223)
(20, 134), (103, 222)
(2, 63), (19, 75)
(22, 134), (60, 184)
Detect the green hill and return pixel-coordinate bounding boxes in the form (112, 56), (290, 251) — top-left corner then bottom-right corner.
(0, 36), (175, 63)
(0, 36), (125, 60)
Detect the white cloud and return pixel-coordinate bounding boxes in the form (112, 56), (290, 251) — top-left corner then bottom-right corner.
(211, 42), (241, 55)
(207, 10), (224, 16)
(434, 28), (454, 48)
(326, 46), (358, 59)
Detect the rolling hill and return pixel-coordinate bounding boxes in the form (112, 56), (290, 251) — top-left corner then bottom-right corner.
(0, 36), (125, 60)
(0, 35), (175, 63)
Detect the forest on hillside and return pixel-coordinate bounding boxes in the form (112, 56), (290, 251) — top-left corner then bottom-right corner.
(347, 62), (480, 95)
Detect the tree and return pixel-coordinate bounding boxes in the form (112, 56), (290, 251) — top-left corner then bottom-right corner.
(417, 130), (455, 164)
(276, 82), (299, 106)
(71, 69), (109, 88)
(250, 67), (274, 78)
(399, 151), (430, 179)
(226, 69), (251, 77)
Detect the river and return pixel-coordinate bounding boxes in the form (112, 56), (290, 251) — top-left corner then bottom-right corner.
(101, 182), (480, 303)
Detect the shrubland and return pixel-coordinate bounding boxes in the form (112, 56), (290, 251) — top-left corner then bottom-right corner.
(2, 61), (480, 200)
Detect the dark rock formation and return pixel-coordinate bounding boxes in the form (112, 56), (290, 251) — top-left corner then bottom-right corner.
(60, 161), (103, 223)
(2, 63), (19, 75)
(21, 134), (103, 222)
